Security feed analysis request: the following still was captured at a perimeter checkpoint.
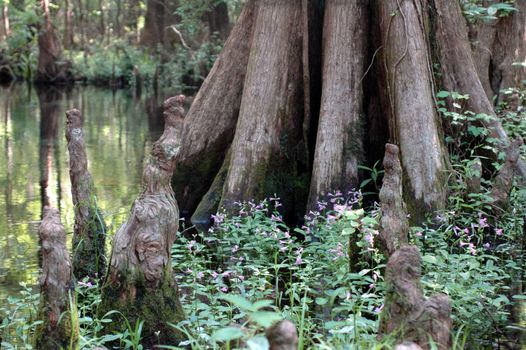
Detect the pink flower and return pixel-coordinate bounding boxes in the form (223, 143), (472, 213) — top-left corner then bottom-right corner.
(374, 304), (384, 314)
(478, 217), (489, 228)
(295, 256), (303, 265)
(78, 281), (93, 288)
(415, 231), (422, 237)
(271, 214), (282, 222)
(238, 275), (245, 281)
(232, 245), (239, 253)
(197, 271), (204, 279)
(211, 271), (218, 278)
(495, 228), (503, 236)
(334, 204), (347, 214)
(221, 286), (228, 292)
(211, 213), (225, 224)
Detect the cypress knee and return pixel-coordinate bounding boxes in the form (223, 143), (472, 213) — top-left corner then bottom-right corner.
(99, 96), (186, 346)
(377, 144), (409, 256)
(66, 109), (106, 280)
(35, 207), (78, 350)
(379, 245), (452, 350)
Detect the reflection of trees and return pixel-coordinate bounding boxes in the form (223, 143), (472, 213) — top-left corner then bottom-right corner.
(3, 83), (13, 223)
(37, 86), (64, 218)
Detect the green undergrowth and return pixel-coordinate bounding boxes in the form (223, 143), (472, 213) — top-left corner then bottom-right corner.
(1, 90), (526, 349)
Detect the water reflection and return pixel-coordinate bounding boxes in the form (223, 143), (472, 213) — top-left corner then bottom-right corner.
(0, 83), (164, 302)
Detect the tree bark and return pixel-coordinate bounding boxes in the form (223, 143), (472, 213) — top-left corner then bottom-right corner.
(34, 207), (78, 350)
(378, 245), (452, 350)
(491, 1), (526, 100)
(468, 17), (498, 100)
(491, 137), (523, 210)
(377, 0), (449, 221)
(66, 109), (106, 280)
(172, 0), (257, 218)
(308, 0), (368, 208)
(431, 0), (526, 179)
(100, 96), (186, 346)
(219, 0), (305, 214)
(469, 2), (526, 103)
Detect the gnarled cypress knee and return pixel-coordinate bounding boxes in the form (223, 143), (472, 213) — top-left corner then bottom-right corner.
(66, 109), (106, 280)
(99, 95), (186, 346)
(35, 206), (78, 350)
(379, 245), (452, 350)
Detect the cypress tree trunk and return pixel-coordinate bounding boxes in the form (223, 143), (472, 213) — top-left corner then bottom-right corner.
(66, 109), (106, 280)
(173, 0), (256, 219)
(308, 0), (368, 208)
(100, 96), (186, 346)
(377, 0), (449, 220)
(219, 0), (305, 215)
(432, 0), (526, 179)
(492, 0), (526, 98)
(35, 0), (72, 83)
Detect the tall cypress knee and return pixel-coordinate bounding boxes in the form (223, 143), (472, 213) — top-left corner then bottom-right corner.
(100, 96), (186, 346)
(66, 109), (106, 280)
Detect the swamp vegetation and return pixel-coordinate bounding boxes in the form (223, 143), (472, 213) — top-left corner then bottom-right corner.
(0, 0), (526, 349)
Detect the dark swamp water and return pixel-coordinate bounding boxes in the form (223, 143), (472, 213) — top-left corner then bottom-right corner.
(0, 82), (168, 302)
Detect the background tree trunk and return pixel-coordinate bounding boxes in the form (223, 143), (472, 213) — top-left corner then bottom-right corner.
(66, 109), (106, 280)
(35, 0), (72, 83)
(203, 1), (230, 40)
(63, 0), (73, 48)
(219, 0), (305, 217)
(140, 0), (167, 47)
(377, 0), (449, 221)
(469, 1), (526, 103)
(2, 1), (10, 39)
(432, 0), (526, 179)
(308, 0), (368, 208)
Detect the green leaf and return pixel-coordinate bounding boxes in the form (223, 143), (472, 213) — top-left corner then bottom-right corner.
(436, 91), (450, 98)
(250, 311), (282, 328)
(221, 294), (253, 311)
(251, 300), (274, 311)
(315, 297), (328, 305)
(487, 6), (498, 16)
(422, 255), (438, 265)
(211, 327), (244, 342)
